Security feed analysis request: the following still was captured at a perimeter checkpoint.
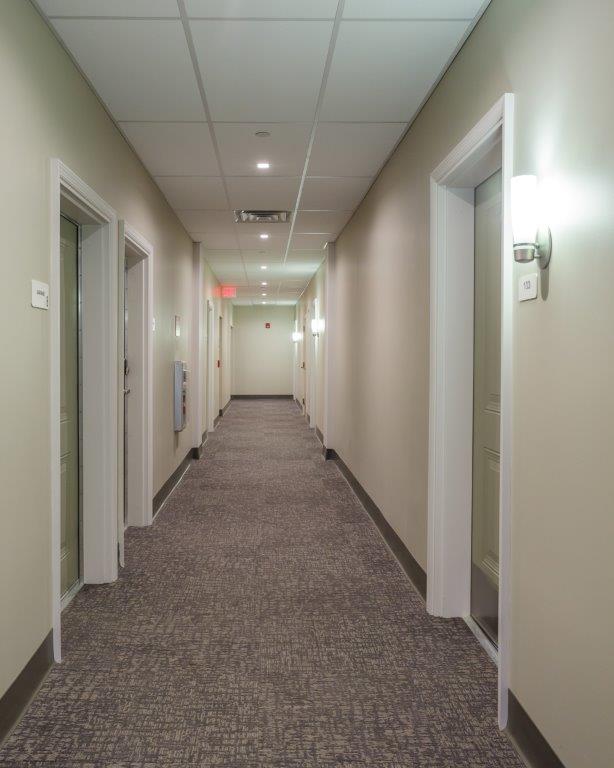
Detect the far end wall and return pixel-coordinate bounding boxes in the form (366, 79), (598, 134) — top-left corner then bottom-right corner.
(232, 306), (294, 395)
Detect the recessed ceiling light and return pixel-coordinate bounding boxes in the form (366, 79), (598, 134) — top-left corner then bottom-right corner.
(255, 130), (271, 137)
(262, 301), (267, 304)
(262, 292), (267, 296)
(261, 281), (267, 286)
(257, 162), (270, 170)
(260, 265), (267, 270)
(259, 233), (269, 239)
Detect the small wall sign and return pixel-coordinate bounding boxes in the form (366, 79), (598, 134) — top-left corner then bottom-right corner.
(31, 280), (49, 310)
(265, 322), (271, 329)
(518, 273), (538, 302)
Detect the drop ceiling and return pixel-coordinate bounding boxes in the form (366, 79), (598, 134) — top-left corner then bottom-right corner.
(35, 0), (490, 305)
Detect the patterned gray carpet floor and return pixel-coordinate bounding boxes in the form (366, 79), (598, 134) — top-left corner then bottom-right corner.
(0, 399), (522, 767)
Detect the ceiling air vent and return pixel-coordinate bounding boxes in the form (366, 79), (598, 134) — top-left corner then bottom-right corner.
(234, 210), (292, 224)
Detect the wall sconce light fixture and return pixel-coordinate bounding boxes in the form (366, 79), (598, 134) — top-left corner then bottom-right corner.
(311, 318), (325, 336)
(292, 331), (302, 342)
(511, 175), (552, 268)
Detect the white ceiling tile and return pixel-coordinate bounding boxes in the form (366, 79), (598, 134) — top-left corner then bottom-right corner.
(185, 0), (338, 18)
(155, 176), (228, 209)
(321, 20), (469, 121)
(119, 122), (218, 176)
(190, 20), (333, 121)
(190, 232), (240, 249)
(241, 250), (284, 263)
(291, 233), (332, 250)
(308, 122), (405, 176)
(294, 210), (352, 233)
(237, 231), (289, 252)
(51, 20), (204, 121)
(38, 0), (179, 16)
(300, 177), (372, 210)
(226, 177), (300, 210)
(214, 123), (311, 177)
(176, 209), (236, 232)
(343, 0), (484, 19)
(205, 254), (241, 263)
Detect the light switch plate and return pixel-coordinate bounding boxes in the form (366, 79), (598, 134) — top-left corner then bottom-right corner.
(518, 273), (538, 302)
(31, 280), (49, 309)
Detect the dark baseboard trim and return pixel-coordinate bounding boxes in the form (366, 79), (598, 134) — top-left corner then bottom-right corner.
(0, 631), (53, 745)
(315, 426), (323, 444)
(192, 443), (203, 460)
(202, 430), (207, 445)
(214, 414), (221, 427)
(222, 400), (231, 414)
(324, 448), (427, 600)
(153, 449), (192, 515)
(231, 394), (293, 400)
(294, 397), (301, 410)
(506, 691), (565, 768)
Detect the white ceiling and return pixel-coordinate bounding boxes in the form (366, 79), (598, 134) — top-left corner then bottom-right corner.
(36, 0), (489, 305)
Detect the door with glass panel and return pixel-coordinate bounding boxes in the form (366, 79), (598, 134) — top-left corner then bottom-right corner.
(60, 215), (80, 597)
(471, 169), (502, 645)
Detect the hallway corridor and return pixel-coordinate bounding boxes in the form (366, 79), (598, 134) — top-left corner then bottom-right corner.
(0, 400), (521, 767)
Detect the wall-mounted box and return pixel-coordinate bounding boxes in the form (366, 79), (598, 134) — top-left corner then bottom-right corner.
(174, 360), (188, 432)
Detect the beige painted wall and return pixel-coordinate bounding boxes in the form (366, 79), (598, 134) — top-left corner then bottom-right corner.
(331, 0), (614, 765)
(297, 262), (327, 431)
(232, 306), (294, 395)
(0, 1), (198, 699)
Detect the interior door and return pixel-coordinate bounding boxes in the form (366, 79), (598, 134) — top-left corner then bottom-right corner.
(60, 216), (80, 597)
(471, 169), (502, 645)
(218, 315), (223, 414)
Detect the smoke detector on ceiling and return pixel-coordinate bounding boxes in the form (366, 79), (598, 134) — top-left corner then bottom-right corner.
(234, 210), (291, 224)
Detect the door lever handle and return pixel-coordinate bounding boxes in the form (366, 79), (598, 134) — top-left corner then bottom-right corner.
(124, 388), (131, 395)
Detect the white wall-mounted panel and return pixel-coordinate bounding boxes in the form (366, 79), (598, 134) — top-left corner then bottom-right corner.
(343, 0), (484, 19)
(300, 177), (373, 210)
(215, 123), (311, 177)
(321, 20), (469, 121)
(155, 176), (228, 209)
(186, 0), (338, 18)
(191, 20), (333, 121)
(226, 176), (300, 210)
(51, 20), (204, 121)
(294, 210), (352, 233)
(119, 122), (218, 176)
(309, 122), (405, 176)
(39, 0), (180, 16)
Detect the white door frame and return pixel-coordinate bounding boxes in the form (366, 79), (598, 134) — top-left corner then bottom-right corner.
(191, 245), (204, 449)
(50, 159), (119, 662)
(309, 297), (318, 429)
(323, 243), (335, 447)
(123, 223), (154, 529)
(426, 94), (514, 728)
(206, 298), (216, 432)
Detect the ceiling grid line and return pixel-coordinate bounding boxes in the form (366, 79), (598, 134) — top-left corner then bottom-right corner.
(176, 0), (249, 289)
(280, 0), (346, 282)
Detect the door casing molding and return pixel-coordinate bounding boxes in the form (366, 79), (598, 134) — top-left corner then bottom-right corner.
(206, 298), (216, 433)
(426, 94), (514, 728)
(123, 223), (154, 530)
(50, 159), (119, 662)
